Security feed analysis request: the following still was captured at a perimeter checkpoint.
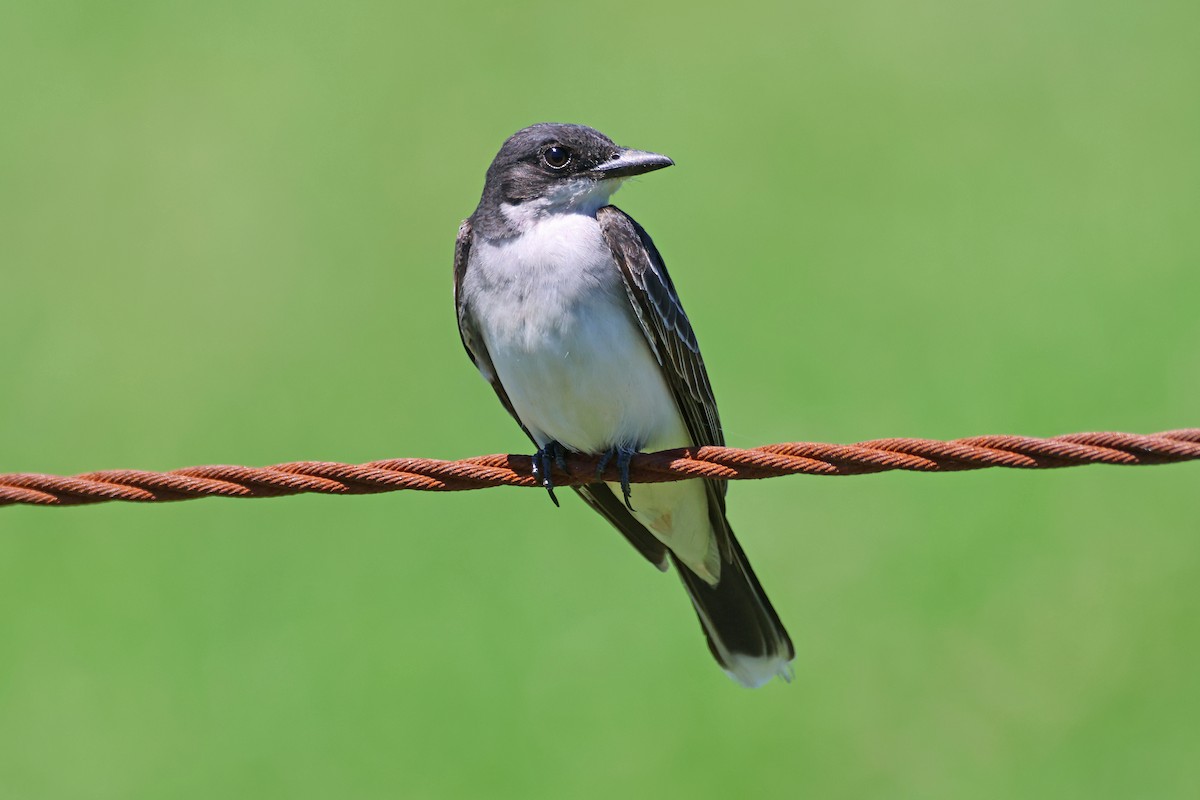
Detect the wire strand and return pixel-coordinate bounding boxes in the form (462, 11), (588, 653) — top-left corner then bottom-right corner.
(2, 428), (1197, 508)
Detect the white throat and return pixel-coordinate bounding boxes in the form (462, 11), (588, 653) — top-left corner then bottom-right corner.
(500, 177), (626, 232)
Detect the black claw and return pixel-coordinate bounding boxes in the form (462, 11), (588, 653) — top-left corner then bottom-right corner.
(617, 447), (635, 511)
(595, 445), (637, 510)
(594, 449), (614, 480)
(534, 441), (572, 507)
(550, 441), (569, 473)
(533, 445), (560, 507)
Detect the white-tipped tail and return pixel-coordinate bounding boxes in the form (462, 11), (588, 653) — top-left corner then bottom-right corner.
(723, 653), (796, 689)
(673, 521), (794, 688)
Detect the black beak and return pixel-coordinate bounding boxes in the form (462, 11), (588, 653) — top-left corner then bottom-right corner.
(592, 148), (675, 179)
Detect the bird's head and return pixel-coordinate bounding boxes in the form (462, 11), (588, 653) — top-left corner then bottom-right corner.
(477, 123), (673, 230)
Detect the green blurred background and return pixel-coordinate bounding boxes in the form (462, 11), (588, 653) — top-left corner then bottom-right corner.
(2, 1), (1198, 797)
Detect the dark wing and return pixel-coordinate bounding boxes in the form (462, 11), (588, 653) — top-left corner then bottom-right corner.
(596, 206), (723, 451)
(597, 205), (734, 565)
(454, 218), (525, 433)
(454, 216), (668, 569)
(596, 208), (794, 661)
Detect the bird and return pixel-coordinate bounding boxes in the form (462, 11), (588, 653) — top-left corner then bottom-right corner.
(453, 123), (794, 687)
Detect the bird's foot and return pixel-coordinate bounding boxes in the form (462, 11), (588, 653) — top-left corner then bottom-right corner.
(532, 441), (570, 507)
(595, 445), (638, 511)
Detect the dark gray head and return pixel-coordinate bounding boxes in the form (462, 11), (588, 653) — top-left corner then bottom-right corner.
(471, 123), (673, 236)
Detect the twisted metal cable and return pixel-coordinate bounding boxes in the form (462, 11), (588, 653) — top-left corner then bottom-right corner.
(2, 429), (1197, 508)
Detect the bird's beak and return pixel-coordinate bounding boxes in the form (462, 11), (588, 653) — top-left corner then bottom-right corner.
(592, 148), (675, 180)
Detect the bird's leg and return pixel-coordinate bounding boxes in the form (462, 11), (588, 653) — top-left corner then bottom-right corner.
(596, 445), (638, 511)
(550, 441), (569, 474)
(533, 441), (570, 507)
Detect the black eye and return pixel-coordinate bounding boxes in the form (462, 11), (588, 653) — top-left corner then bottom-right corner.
(543, 145), (571, 169)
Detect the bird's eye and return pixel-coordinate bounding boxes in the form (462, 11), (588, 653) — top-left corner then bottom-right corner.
(543, 145), (571, 169)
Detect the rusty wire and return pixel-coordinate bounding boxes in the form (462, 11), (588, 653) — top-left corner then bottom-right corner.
(2, 428), (1197, 508)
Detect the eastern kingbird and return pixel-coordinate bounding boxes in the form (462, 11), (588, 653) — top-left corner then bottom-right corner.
(454, 123), (794, 687)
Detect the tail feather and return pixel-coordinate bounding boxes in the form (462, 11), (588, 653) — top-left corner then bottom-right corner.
(570, 480), (792, 686)
(672, 524), (794, 688)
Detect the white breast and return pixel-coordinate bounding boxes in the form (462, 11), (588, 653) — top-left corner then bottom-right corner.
(463, 213), (687, 453)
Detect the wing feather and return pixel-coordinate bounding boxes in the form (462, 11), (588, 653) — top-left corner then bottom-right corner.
(454, 218), (527, 433)
(596, 206), (723, 452)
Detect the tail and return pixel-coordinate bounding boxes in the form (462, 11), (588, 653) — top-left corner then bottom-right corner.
(673, 520), (795, 688)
